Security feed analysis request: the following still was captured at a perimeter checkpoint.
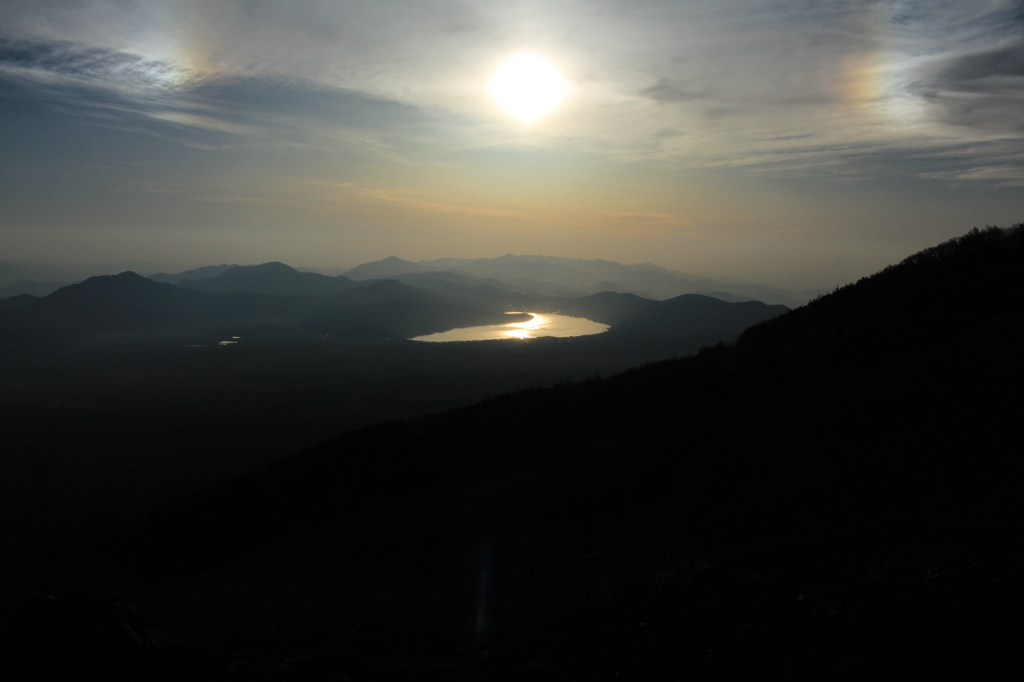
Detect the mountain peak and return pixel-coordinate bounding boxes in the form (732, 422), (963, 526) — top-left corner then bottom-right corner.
(177, 260), (353, 296)
(77, 271), (156, 289)
(247, 261), (299, 273)
(344, 257), (434, 280)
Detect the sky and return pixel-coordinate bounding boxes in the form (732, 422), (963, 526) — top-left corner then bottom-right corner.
(1, 0), (1022, 290)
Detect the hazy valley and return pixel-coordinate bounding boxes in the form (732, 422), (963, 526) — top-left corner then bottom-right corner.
(0, 255), (789, 543)
(2, 227), (1022, 680)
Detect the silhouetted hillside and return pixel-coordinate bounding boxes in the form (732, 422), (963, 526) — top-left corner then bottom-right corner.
(334, 253), (819, 305)
(547, 290), (658, 325)
(343, 256), (434, 280)
(691, 289), (755, 303)
(304, 297), (528, 340)
(148, 264), (238, 285)
(737, 225), (1024, 374)
(0, 271), (321, 334)
(0, 293), (36, 312)
(180, 262), (355, 297)
(418, 254), (816, 305)
(0, 268), (535, 344)
(314, 278), (430, 312)
(0, 272), (206, 332)
(576, 293), (789, 358)
(0, 280), (65, 299)
(426, 254), (678, 295)
(391, 271), (537, 308)
(151, 225), (1023, 581)
(611, 293), (788, 336)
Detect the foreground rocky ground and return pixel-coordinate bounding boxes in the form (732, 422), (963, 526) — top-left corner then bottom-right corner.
(13, 524), (1004, 681)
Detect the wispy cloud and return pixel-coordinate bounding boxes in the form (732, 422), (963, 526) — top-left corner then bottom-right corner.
(0, 33), (198, 94)
(144, 111), (256, 136)
(3, 2), (1023, 183)
(293, 182), (694, 235)
(1, 1), (1022, 284)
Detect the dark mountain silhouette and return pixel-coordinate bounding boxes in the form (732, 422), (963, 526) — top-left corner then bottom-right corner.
(0, 272), (205, 331)
(0, 280), (66, 299)
(479, 276), (556, 296)
(179, 261), (355, 297)
(551, 290), (659, 325)
(597, 293), (790, 354)
(0, 292), (37, 312)
(148, 264), (238, 285)
(333, 253), (817, 304)
(314, 278), (428, 311)
(487, 275), (586, 297)
(343, 256), (434, 280)
(690, 289), (749, 303)
(0, 267), (602, 344)
(394, 269), (482, 290)
(151, 226), (1022, 598)
(304, 296), (529, 340)
(418, 253), (817, 305)
(738, 225), (1024, 375)
(390, 271), (537, 307)
(0, 271), (321, 333)
(486, 290), (788, 359)
(313, 280), (784, 346)
(579, 279), (655, 298)
(297, 278), (525, 338)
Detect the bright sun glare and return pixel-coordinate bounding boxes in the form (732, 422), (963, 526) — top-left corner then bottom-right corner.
(489, 55), (568, 123)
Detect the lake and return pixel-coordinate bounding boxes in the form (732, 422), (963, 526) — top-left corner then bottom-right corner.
(412, 312), (609, 342)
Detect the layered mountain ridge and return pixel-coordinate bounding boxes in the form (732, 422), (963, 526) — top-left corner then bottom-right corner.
(2, 254), (820, 307)
(0, 260), (789, 351)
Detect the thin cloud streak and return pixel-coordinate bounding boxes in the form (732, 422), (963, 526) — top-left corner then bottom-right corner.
(304, 183), (692, 235)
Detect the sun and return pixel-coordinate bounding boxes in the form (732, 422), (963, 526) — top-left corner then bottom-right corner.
(489, 54), (569, 123)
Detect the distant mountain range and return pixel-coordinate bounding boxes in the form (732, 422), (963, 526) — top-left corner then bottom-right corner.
(0, 259), (789, 351)
(342, 255), (435, 280)
(0, 271), (320, 334)
(1, 255), (821, 307)
(178, 262), (353, 297)
(340, 254), (818, 306)
(148, 264), (239, 285)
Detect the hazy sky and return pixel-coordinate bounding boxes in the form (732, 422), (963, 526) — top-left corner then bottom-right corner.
(2, 1), (1022, 288)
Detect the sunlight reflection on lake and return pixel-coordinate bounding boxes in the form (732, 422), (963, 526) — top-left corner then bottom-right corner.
(412, 312), (608, 342)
